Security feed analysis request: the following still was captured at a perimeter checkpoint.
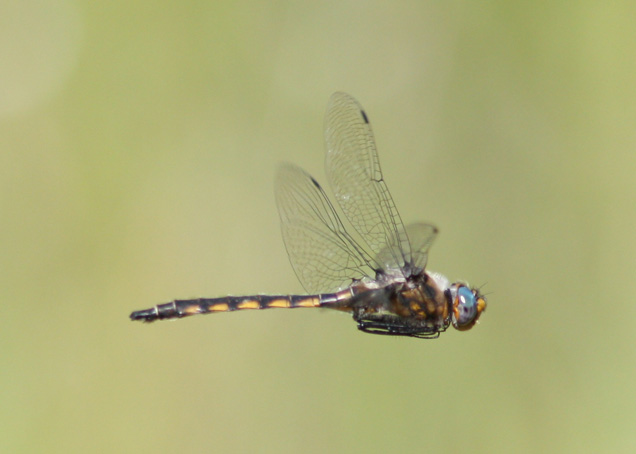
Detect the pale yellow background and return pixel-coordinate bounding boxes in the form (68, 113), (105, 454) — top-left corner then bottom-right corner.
(2, 1), (635, 453)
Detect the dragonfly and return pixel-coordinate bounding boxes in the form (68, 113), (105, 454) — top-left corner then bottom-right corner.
(130, 92), (486, 339)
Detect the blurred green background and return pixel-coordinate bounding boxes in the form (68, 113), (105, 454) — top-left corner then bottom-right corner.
(2, 1), (636, 453)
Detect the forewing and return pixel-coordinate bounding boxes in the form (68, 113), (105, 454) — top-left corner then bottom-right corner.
(324, 92), (412, 272)
(275, 163), (378, 294)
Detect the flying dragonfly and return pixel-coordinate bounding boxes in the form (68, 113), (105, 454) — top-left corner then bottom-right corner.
(130, 92), (486, 339)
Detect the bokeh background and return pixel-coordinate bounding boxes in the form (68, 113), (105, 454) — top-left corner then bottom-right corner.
(3, 1), (636, 453)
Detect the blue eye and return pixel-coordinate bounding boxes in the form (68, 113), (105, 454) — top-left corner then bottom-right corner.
(454, 286), (478, 328)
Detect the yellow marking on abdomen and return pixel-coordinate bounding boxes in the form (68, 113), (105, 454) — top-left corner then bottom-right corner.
(209, 303), (230, 312)
(266, 298), (291, 308)
(183, 304), (202, 316)
(236, 300), (261, 310)
(294, 297), (320, 308)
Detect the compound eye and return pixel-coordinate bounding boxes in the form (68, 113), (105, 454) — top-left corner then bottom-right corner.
(453, 286), (478, 329)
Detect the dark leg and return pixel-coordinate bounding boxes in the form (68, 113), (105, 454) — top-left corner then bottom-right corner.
(356, 319), (441, 339)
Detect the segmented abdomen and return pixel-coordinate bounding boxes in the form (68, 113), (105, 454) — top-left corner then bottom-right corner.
(130, 294), (326, 322)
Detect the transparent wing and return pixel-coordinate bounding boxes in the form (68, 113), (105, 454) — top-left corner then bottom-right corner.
(404, 223), (438, 271)
(324, 92), (412, 273)
(375, 223), (438, 273)
(275, 163), (379, 294)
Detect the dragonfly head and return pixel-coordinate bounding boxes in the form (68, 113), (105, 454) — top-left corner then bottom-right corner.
(449, 284), (487, 331)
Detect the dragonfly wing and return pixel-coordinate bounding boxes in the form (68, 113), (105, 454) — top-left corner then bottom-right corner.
(275, 163), (379, 293)
(324, 92), (412, 274)
(374, 223), (438, 273)
(404, 223), (438, 272)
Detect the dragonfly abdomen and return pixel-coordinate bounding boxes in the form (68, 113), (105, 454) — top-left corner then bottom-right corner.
(130, 294), (330, 323)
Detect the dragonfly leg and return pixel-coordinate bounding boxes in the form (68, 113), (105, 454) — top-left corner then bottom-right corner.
(356, 319), (441, 339)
